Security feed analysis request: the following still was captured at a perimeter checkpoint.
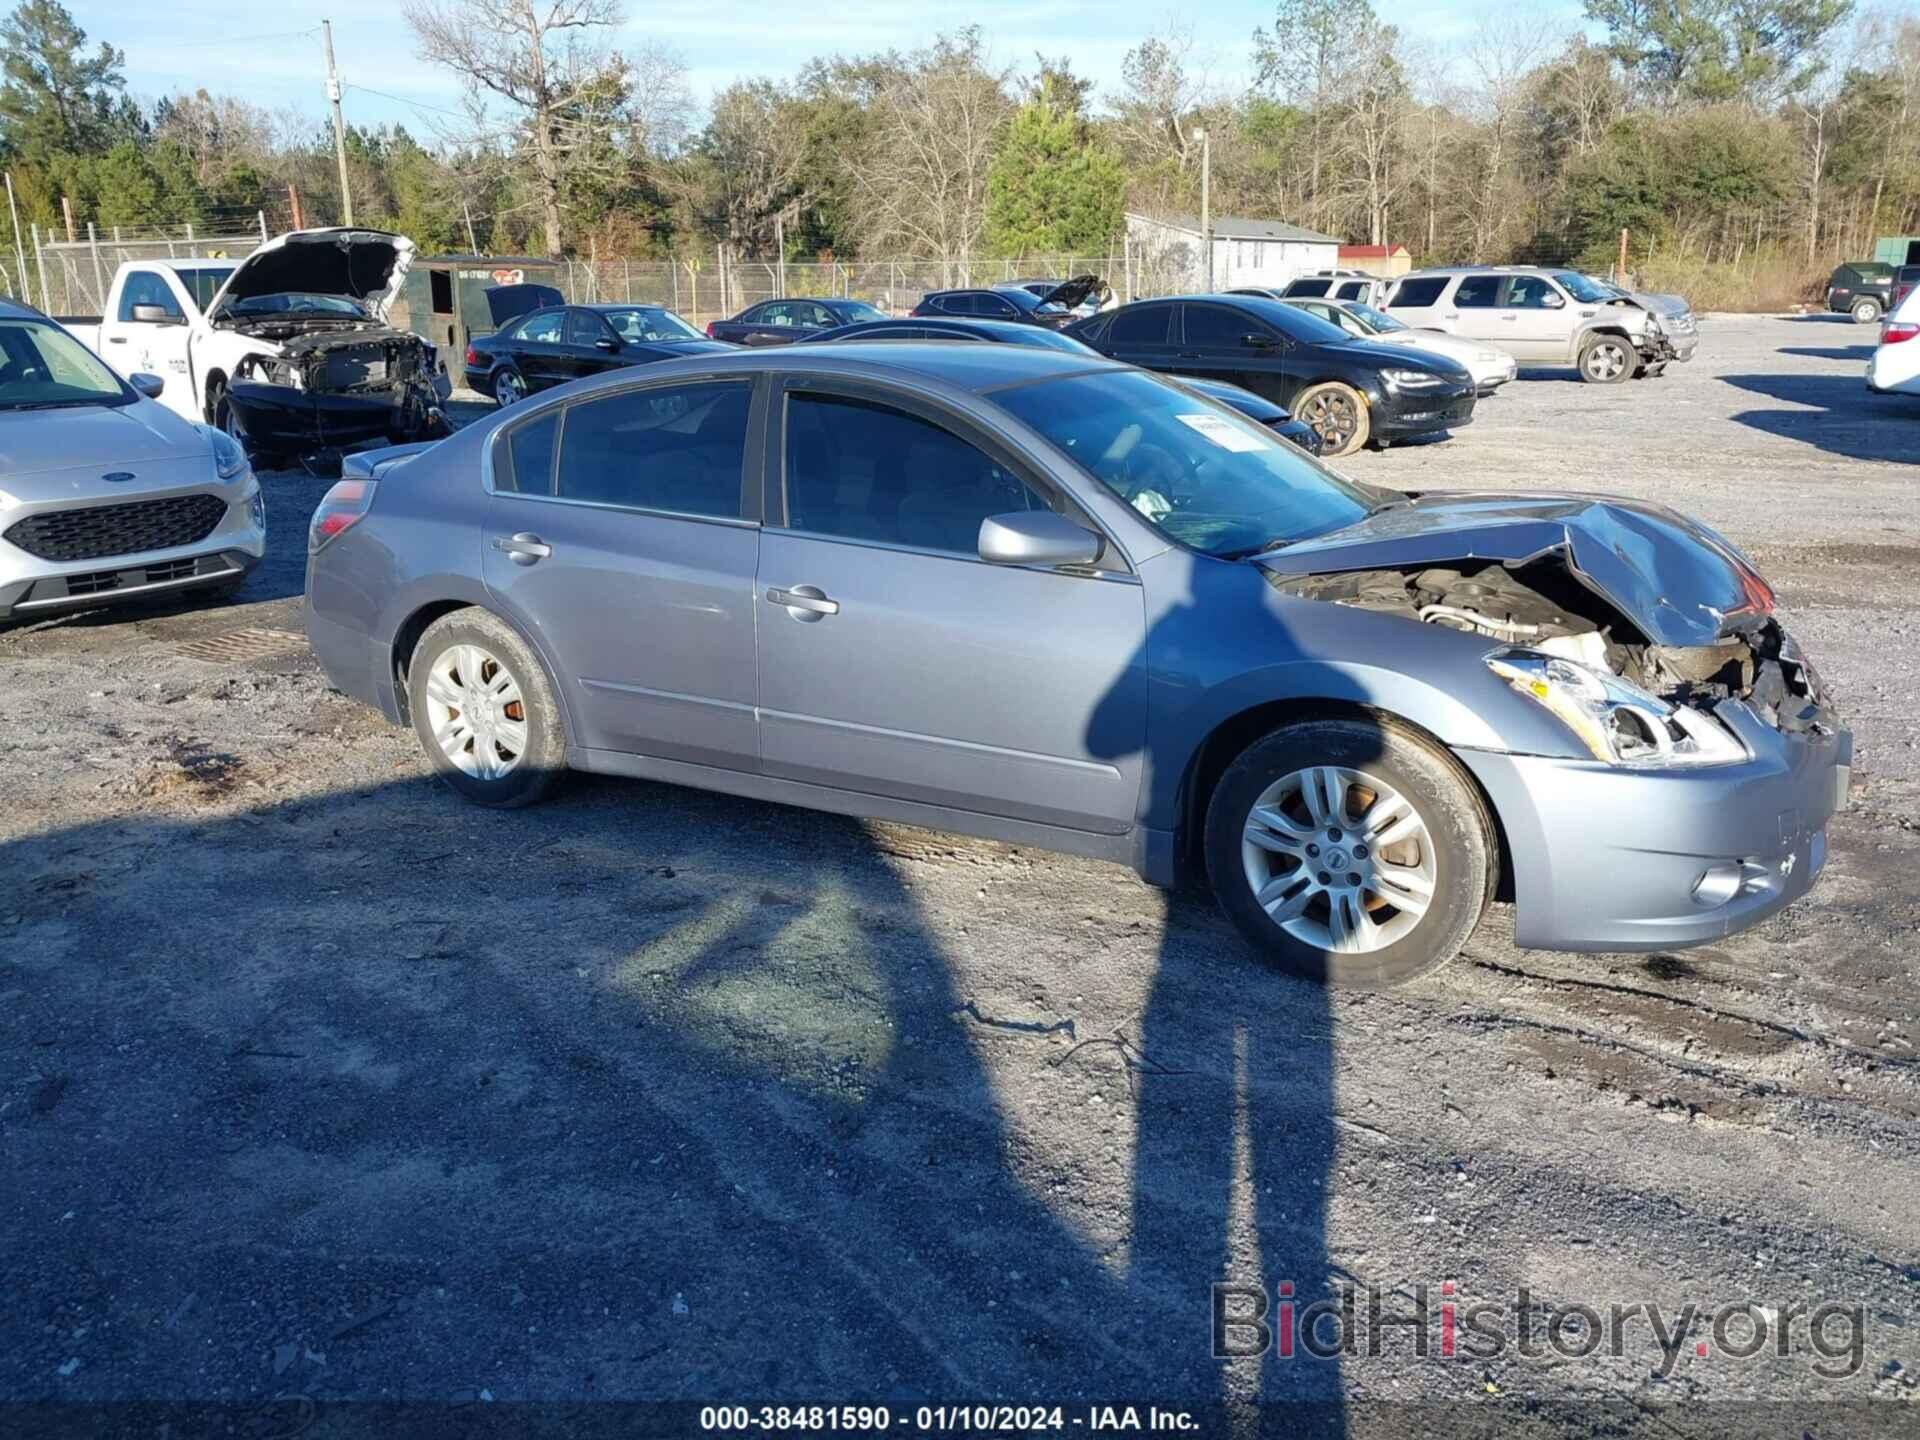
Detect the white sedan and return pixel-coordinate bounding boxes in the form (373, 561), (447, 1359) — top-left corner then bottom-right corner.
(1867, 285), (1920, 396)
(1282, 297), (1519, 395)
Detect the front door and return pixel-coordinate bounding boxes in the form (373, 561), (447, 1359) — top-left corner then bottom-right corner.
(480, 377), (763, 771)
(1500, 274), (1573, 361)
(1178, 301), (1297, 408)
(564, 308), (623, 380)
(756, 382), (1147, 835)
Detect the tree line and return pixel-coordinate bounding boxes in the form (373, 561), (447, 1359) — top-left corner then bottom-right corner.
(1, 0), (1916, 305)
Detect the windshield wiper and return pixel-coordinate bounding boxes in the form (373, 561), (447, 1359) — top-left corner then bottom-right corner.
(1221, 536), (1303, 560)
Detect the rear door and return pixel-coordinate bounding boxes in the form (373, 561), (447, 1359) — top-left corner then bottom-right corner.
(1090, 301), (1178, 373)
(1445, 274), (1505, 343)
(481, 377), (764, 770)
(755, 380), (1147, 834)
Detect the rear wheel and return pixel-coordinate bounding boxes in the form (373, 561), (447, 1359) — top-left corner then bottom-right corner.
(1852, 298), (1883, 324)
(493, 368), (526, 406)
(1204, 718), (1494, 987)
(408, 609), (565, 807)
(1577, 334), (1634, 384)
(1291, 381), (1371, 456)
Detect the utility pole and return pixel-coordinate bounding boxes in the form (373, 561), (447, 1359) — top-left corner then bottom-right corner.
(323, 20), (354, 225)
(1194, 127), (1213, 292)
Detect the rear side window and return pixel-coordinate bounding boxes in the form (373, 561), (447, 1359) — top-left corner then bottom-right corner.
(1108, 304), (1172, 344)
(1454, 276), (1501, 308)
(551, 382), (751, 518)
(502, 411), (560, 495)
(1386, 277), (1447, 309)
(516, 311), (565, 343)
(784, 392), (1048, 554)
(1333, 281), (1367, 300)
(1284, 278), (1332, 297)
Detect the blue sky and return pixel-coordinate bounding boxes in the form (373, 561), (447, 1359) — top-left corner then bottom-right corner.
(84, 0), (1591, 136)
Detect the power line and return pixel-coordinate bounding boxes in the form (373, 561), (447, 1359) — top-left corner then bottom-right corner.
(343, 83), (467, 121)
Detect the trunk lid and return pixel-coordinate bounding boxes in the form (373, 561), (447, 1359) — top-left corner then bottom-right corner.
(1256, 493), (1775, 647)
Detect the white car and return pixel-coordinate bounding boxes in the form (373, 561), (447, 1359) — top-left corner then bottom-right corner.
(1281, 297), (1518, 395)
(1867, 285), (1920, 396)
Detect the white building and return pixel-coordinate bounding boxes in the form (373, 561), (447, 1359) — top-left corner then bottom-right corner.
(1125, 212), (1340, 295)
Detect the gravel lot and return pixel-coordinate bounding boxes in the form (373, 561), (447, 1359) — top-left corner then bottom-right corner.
(2, 315), (1917, 1429)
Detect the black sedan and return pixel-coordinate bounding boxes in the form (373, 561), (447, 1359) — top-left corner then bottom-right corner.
(465, 304), (732, 405)
(705, 297), (889, 346)
(912, 275), (1105, 330)
(805, 316), (1321, 455)
(1067, 294), (1475, 457)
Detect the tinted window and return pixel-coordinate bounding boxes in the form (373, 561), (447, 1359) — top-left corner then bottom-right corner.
(503, 411), (560, 495)
(1506, 275), (1563, 309)
(1333, 281), (1367, 300)
(1184, 303), (1261, 347)
(567, 309), (609, 345)
(784, 392), (1047, 554)
(976, 293), (1020, 318)
(603, 307), (701, 342)
(1253, 301), (1349, 345)
(837, 300), (886, 322)
(1387, 276), (1448, 309)
(1454, 276), (1501, 308)
(1108, 304), (1172, 345)
(1284, 279), (1332, 297)
(552, 382), (750, 517)
(516, 311), (565, 343)
(118, 271), (182, 322)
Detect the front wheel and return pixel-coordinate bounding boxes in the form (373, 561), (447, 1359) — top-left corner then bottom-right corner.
(408, 608), (566, 807)
(1852, 298), (1883, 324)
(1204, 718), (1494, 987)
(1577, 334), (1634, 384)
(1291, 382), (1371, 457)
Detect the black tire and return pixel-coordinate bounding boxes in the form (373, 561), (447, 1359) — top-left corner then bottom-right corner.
(1577, 333), (1635, 384)
(1852, 298), (1882, 324)
(1203, 717), (1495, 988)
(1292, 381), (1371, 456)
(407, 608), (566, 808)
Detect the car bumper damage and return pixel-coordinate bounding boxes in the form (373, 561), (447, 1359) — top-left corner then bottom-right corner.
(229, 329), (445, 456)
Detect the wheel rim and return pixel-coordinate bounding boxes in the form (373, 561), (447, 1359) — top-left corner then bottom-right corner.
(222, 401), (247, 445)
(1585, 342), (1627, 380)
(1856, 302), (1877, 321)
(496, 371), (523, 405)
(1241, 765), (1437, 955)
(424, 643), (528, 780)
(1301, 390), (1358, 447)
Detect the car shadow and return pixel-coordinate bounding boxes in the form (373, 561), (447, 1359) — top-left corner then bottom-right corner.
(1722, 372), (1920, 464)
(1778, 347), (1875, 362)
(0, 756), (1344, 1423)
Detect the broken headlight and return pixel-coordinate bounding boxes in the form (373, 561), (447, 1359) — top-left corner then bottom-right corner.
(1487, 648), (1749, 768)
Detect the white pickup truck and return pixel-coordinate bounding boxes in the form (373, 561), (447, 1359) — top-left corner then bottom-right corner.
(62, 227), (446, 465)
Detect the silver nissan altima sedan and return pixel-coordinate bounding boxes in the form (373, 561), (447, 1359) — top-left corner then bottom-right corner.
(305, 342), (1849, 986)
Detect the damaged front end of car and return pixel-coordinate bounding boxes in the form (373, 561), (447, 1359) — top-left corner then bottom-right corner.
(229, 330), (445, 461)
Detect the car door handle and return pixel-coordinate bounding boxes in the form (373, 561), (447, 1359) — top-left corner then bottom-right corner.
(1175, 350), (1202, 359)
(106, 335), (127, 343)
(492, 532), (551, 565)
(1498, 313), (1518, 320)
(766, 584), (839, 618)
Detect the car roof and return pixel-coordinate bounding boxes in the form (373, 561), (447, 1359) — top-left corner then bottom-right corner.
(833, 316), (1044, 339)
(583, 301), (674, 311)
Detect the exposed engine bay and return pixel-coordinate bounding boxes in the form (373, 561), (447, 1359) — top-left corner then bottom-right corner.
(229, 328), (442, 458)
(1267, 558), (1834, 738)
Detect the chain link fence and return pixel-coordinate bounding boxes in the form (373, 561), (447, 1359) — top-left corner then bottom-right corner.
(20, 224), (270, 317)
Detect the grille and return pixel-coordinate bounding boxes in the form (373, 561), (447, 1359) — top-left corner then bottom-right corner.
(4, 493), (228, 562)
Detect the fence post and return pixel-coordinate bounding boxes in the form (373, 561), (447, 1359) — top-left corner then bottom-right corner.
(259, 210), (268, 243)
(86, 221), (103, 307)
(623, 257), (631, 302)
(32, 224), (46, 312)
(185, 221), (196, 258)
(671, 257), (680, 312)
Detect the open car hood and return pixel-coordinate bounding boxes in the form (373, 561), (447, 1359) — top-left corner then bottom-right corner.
(207, 227), (414, 325)
(1042, 274), (1109, 310)
(1255, 493), (1775, 648)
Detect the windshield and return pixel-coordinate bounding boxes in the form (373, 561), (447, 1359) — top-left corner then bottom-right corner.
(0, 320), (132, 408)
(1553, 272), (1615, 304)
(995, 369), (1372, 558)
(838, 300), (886, 322)
(1346, 302), (1404, 332)
(229, 293), (370, 318)
(603, 307), (702, 342)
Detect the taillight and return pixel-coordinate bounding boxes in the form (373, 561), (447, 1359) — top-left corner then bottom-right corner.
(706, 321), (717, 337)
(464, 345), (480, 366)
(1883, 322), (1919, 345)
(309, 479), (376, 553)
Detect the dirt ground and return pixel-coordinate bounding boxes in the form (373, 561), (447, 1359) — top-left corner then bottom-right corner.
(2, 315), (1917, 1431)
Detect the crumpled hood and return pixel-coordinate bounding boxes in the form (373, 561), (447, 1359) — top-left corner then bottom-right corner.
(0, 400), (208, 483)
(1256, 492), (1775, 647)
(208, 227), (414, 325)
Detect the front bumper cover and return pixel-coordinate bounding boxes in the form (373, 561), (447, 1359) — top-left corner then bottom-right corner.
(229, 381), (443, 454)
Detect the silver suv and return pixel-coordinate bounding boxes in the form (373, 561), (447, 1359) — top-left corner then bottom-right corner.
(1383, 267), (1679, 383)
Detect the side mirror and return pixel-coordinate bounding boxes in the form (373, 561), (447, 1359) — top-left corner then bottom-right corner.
(595, 337), (619, 352)
(1541, 292), (1566, 309)
(129, 303), (184, 325)
(128, 372), (165, 399)
(977, 511), (1102, 569)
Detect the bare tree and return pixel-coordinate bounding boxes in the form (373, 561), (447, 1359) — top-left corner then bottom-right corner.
(1252, 0), (1377, 231)
(845, 30), (1011, 271)
(696, 79), (810, 255)
(1458, 16), (1554, 259)
(1112, 23), (1212, 170)
(1341, 26), (1412, 245)
(404, 0), (653, 256)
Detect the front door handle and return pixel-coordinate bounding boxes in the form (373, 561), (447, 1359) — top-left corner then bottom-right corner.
(492, 532), (551, 565)
(767, 584), (838, 620)
(106, 335), (128, 343)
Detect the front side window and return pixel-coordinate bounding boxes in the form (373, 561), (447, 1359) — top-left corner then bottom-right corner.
(603, 307), (702, 342)
(784, 392), (1049, 555)
(1454, 276), (1501, 308)
(837, 300), (886, 323)
(1184, 303), (1262, 348)
(567, 309), (611, 345)
(551, 382), (751, 517)
(118, 272), (182, 322)
(1506, 275), (1564, 309)
(0, 321), (132, 408)
(977, 293), (1020, 318)
(995, 368), (1370, 559)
